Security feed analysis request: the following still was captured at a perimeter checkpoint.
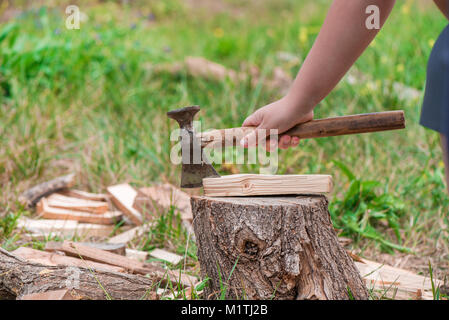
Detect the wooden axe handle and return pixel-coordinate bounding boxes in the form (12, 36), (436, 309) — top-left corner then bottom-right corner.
(200, 110), (405, 148)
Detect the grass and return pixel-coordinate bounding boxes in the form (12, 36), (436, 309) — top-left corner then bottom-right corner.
(0, 0), (448, 298)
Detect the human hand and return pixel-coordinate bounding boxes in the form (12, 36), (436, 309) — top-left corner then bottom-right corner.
(240, 96), (314, 151)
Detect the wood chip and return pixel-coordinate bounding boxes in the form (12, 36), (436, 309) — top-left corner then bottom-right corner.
(125, 248), (148, 262)
(133, 183), (192, 221)
(203, 174), (333, 197)
(107, 184), (143, 225)
(149, 248), (183, 265)
(107, 224), (151, 244)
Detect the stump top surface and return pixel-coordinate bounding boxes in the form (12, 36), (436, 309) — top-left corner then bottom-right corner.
(192, 195), (327, 207)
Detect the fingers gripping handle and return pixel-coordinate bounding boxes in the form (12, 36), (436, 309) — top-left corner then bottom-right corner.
(200, 111), (405, 148)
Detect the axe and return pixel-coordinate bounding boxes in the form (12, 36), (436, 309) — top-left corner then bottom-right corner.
(167, 106), (405, 188)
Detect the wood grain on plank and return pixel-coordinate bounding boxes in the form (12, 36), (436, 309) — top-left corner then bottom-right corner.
(46, 194), (109, 214)
(203, 174), (333, 197)
(107, 184), (143, 225)
(37, 198), (122, 225)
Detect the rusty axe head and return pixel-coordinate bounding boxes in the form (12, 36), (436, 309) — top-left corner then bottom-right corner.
(167, 106), (220, 188)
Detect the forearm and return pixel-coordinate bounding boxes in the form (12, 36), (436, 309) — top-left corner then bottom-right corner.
(286, 0), (396, 114)
(434, 0), (449, 20)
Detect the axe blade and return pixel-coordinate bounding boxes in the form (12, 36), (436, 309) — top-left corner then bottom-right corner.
(167, 106), (220, 188)
(181, 163), (220, 188)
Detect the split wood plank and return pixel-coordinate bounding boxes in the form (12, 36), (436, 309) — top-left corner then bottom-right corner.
(133, 184), (193, 221)
(45, 241), (126, 256)
(107, 224), (151, 244)
(355, 258), (442, 300)
(59, 241), (197, 287)
(45, 194), (109, 214)
(18, 173), (76, 208)
(19, 289), (76, 300)
(60, 189), (109, 202)
(149, 248), (183, 265)
(37, 198), (122, 225)
(203, 174), (333, 197)
(12, 247), (125, 273)
(58, 241), (147, 274)
(107, 184), (143, 225)
(17, 217), (115, 238)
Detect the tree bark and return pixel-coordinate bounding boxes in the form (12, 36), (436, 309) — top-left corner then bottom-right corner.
(191, 195), (369, 300)
(0, 248), (157, 300)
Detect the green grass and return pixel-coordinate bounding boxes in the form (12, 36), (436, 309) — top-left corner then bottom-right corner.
(0, 0), (448, 298)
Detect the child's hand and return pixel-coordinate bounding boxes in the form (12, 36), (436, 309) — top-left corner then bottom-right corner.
(240, 96), (314, 151)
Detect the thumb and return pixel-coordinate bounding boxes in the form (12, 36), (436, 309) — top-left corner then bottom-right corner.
(242, 111), (262, 127)
(241, 111), (264, 148)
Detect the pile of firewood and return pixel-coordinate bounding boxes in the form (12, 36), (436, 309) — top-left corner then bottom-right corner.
(1, 173), (197, 300)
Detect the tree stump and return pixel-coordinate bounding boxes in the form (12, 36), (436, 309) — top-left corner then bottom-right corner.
(191, 195), (369, 300)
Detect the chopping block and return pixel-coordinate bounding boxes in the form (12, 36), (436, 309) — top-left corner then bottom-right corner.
(190, 195), (369, 300)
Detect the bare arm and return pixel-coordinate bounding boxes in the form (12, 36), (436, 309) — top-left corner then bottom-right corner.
(287, 0), (395, 113)
(434, 0), (449, 20)
(242, 0), (396, 149)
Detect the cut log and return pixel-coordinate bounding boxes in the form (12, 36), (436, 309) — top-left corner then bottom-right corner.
(45, 194), (109, 214)
(191, 195), (369, 300)
(19, 289), (76, 300)
(45, 241), (126, 256)
(107, 224), (151, 244)
(107, 184), (143, 225)
(133, 184), (193, 221)
(12, 247), (125, 273)
(59, 189), (109, 202)
(203, 174), (333, 197)
(18, 173), (76, 208)
(0, 248), (156, 300)
(37, 198), (122, 225)
(17, 217), (115, 239)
